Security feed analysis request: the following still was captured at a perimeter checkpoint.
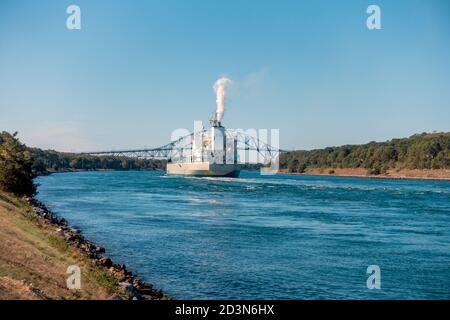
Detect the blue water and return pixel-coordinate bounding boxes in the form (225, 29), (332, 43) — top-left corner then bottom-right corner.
(36, 171), (450, 299)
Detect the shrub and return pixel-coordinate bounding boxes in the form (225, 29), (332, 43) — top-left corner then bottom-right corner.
(0, 131), (37, 196)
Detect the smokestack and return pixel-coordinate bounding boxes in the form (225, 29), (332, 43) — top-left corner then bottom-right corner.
(213, 77), (231, 122)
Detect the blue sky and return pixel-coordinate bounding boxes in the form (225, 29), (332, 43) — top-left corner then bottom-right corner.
(1, 0), (449, 151)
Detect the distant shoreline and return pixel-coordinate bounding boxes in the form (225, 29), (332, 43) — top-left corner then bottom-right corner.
(277, 168), (450, 182)
(39, 168), (164, 176)
(40, 168), (450, 182)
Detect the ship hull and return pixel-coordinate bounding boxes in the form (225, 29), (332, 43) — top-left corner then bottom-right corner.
(166, 162), (240, 177)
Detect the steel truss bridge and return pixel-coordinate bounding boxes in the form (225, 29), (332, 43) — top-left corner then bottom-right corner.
(83, 129), (285, 165)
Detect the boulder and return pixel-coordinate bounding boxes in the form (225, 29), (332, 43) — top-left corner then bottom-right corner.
(99, 257), (113, 268)
(55, 228), (64, 237)
(119, 282), (142, 300)
(95, 246), (105, 254)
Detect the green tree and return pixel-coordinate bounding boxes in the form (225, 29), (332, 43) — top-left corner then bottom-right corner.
(0, 131), (37, 196)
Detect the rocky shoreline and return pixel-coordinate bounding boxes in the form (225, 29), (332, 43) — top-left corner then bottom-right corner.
(23, 196), (170, 300)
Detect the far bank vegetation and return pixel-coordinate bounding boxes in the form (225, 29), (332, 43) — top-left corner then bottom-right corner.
(280, 132), (450, 175)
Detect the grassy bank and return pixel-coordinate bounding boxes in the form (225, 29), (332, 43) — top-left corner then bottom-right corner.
(0, 191), (124, 299)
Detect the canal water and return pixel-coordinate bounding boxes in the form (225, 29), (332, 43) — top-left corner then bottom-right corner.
(36, 170), (450, 299)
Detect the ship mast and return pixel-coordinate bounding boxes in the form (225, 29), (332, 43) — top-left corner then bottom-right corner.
(209, 112), (222, 128)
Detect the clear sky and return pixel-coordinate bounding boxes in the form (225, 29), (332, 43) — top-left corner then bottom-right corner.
(1, 0), (449, 152)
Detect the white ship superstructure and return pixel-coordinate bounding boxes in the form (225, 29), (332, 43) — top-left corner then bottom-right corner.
(166, 114), (240, 177)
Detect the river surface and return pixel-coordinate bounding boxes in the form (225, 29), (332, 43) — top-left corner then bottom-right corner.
(36, 170), (450, 299)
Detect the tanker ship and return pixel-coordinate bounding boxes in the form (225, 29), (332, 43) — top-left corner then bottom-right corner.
(166, 77), (242, 177)
(166, 113), (241, 177)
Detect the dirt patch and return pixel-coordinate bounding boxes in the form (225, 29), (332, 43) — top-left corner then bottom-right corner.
(0, 276), (50, 300)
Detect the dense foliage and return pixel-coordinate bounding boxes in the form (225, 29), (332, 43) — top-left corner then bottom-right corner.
(280, 132), (450, 175)
(0, 131), (37, 196)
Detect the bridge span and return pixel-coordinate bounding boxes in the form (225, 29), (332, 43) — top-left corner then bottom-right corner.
(82, 129), (285, 166)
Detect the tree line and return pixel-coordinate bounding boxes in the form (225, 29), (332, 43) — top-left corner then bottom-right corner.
(0, 131), (165, 196)
(30, 148), (166, 173)
(280, 132), (450, 174)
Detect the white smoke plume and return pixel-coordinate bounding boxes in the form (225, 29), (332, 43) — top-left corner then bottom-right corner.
(213, 77), (232, 122)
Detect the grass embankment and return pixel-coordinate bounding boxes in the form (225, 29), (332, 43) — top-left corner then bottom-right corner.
(0, 191), (121, 299)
